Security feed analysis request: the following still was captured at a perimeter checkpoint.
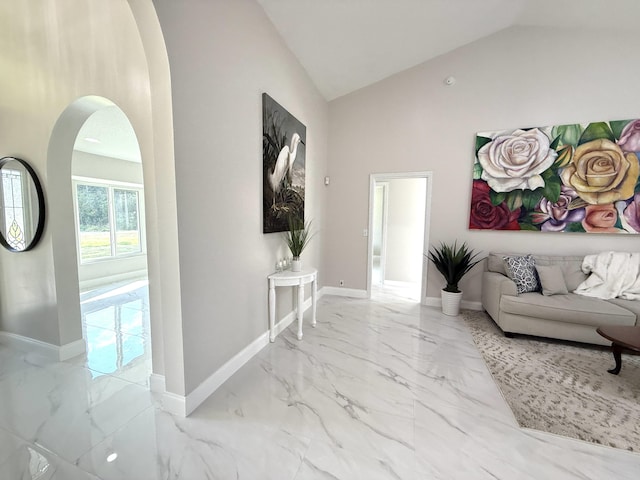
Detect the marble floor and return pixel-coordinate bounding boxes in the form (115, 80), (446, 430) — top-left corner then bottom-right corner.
(1, 287), (639, 479)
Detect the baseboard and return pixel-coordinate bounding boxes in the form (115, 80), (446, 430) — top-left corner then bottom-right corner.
(162, 391), (187, 417)
(161, 297), (314, 417)
(149, 373), (166, 394)
(79, 269), (148, 291)
(0, 332), (86, 361)
(59, 338), (87, 360)
(424, 296), (483, 311)
(322, 286), (368, 298)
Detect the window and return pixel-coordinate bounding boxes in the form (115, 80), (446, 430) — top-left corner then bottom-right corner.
(1, 166), (34, 250)
(75, 181), (143, 262)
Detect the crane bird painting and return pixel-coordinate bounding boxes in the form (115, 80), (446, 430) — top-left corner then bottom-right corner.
(263, 93), (307, 233)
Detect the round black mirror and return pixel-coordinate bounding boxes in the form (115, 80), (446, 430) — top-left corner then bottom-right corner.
(0, 157), (45, 252)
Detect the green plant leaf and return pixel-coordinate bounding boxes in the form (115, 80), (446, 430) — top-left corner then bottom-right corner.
(551, 124), (582, 146)
(541, 168), (555, 180)
(490, 190), (506, 206)
(506, 191), (523, 211)
(578, 122), (615, 145)
(522, 189), (544, 211)
(549, 135), (560, 151)
(615, 215), (623, 230)
(427, 241), (482, 292)
(565, 222), (586, 233)
(518, 223), (539, 231)
(542, 177), (562, 203)
(473, 162), (483, 180)
(610, 120), (632, 140)
(284, 216), (314, 257)
(475, 136), (492, 155)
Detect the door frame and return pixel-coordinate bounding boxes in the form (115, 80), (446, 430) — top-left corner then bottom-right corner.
(372, 182), (389, 285)
(367, 171), (433, 304)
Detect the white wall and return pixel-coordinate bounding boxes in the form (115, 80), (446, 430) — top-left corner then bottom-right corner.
(384, 178), (426, 284)
(153, 0), (329, 394)
(326, 26), (640, 303)
(0, 1), (149, 345)
(73, 151), (144, 185)
(0, 1), (184, 394)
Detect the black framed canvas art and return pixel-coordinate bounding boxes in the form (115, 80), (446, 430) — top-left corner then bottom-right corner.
(262, 93), (306, 233)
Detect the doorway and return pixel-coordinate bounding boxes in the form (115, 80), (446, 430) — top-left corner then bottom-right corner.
(70, 104), (151, 384)
(367, 172), (432, 303)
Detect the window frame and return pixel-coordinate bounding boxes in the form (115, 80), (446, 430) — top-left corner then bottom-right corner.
(73, 176), (145, 265)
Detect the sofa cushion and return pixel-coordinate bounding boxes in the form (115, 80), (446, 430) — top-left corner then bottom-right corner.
(536, 265), (569, 296)
(606, 298), (640, 324)
(500, 292), (636, 327)
(532, 255), (587, 291)
(504, 255), (540, 294)
(487, 253), (510, 276)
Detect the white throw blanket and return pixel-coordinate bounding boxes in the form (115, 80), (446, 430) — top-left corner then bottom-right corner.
(574, 251), (640, 300)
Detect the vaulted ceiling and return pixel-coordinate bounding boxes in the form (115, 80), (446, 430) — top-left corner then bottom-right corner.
(257, 0), (640, 100)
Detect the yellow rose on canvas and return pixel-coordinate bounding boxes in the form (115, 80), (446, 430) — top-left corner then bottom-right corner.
(560, 139), (639, 205)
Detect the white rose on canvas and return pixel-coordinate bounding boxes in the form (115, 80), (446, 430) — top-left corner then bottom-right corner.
(478, 128), (557, 192)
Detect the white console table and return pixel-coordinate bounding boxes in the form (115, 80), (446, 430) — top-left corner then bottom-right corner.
(268, 268), (317, 342)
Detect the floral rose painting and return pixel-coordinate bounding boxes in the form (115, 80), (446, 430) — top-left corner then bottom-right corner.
(470, 120), (640, 233)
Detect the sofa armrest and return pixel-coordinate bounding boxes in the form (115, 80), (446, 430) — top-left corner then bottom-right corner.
(481, 271), (517, 322)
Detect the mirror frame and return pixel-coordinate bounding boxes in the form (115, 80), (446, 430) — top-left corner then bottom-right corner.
(0, 156), (46, 252)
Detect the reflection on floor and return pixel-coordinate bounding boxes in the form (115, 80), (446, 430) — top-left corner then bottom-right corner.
(78, 278), (151, 386)
(1, 292), (639, 478)
(372, 257), (421, 302)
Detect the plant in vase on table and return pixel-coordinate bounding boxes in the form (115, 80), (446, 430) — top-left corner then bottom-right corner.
(284, 216), (314, 272)
(428, 241), (482, 316)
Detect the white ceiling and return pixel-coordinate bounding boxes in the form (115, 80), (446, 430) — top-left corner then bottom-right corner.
(74, 106), (141, 163)
(73, 1), (639, 160)
(257, 0), (640, 100)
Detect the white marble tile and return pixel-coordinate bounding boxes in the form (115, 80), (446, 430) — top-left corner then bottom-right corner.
(0, 429), (100, 480)
(78, 406), (311, 480)
(295, 439), (416, 480)
(2, 290), (640, 479)
(0, 359), (153, 464)
(71, 325), (152, 386)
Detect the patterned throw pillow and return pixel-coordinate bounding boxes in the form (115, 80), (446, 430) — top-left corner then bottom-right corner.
(503, 255), (540, 294)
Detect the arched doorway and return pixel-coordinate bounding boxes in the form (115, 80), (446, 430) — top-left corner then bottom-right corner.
(47, 96), (152, 381)
(72, 103), (151, 382)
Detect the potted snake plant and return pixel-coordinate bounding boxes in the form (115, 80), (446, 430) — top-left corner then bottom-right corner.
(285, 216), (314, 272)
(428, 241), (482, 316)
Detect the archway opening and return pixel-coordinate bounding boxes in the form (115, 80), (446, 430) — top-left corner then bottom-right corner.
(47, 96), (152, 382)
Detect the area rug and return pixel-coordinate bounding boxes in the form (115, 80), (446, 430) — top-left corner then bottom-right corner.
(462, 310), (640, 452)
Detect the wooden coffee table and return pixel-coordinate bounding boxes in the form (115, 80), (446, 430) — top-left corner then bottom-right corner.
(596, 325), (640, 375)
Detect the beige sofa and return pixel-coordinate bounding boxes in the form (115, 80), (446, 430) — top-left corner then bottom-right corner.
(481, 253), (640, 346)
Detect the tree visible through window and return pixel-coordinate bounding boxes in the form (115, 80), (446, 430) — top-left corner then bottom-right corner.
(76, 183), (142, 262)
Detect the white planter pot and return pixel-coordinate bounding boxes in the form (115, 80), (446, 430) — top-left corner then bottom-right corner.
(291, 258), (302, 272)
(441, 289), (462, 316)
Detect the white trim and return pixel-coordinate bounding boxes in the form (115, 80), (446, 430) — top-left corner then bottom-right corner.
(160, 295), (321, 417)
(0, 332), (86, 361)
(162, 391), (187, 417)
(149, 373), (166, 394)
(72, 175), (144, 189)
(59, 338), (87, 360)
(321, 286), (368, 298)
(184, 331), (270, 416)
(424, 296), (483, 311)
(79, 268), (148, 290)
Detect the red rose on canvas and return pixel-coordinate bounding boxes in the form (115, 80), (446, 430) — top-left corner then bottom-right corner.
(469, 180), (521, 230)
